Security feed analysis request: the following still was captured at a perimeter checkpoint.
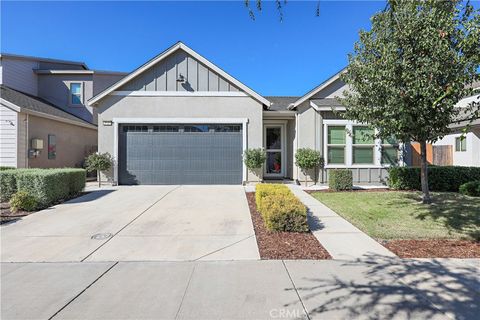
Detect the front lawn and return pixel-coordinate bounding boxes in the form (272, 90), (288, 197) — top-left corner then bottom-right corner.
(311, 191), (480, 241)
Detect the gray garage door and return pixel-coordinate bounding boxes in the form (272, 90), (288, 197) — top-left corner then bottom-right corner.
(118, 124), (243, 185)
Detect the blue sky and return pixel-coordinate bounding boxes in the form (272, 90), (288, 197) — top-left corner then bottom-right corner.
(1, 1), (388, 96)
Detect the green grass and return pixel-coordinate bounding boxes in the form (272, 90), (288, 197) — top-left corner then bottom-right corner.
(311, 191), (480, 240)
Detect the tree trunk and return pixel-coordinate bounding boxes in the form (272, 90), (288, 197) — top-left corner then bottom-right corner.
(98, 171), (101, 188)
(305, 171), (308, 187)
(419, 140), (431, 204)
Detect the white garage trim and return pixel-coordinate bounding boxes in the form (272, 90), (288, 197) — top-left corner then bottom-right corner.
(112, 117), (249, 184)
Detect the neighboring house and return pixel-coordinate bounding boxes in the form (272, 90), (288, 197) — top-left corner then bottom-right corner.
(432, 90), (480, 167)
(0, 53), (127, 168)
(88, 42), (403, 185)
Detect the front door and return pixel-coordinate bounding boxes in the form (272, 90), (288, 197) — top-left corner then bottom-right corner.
(264, 125), (285, 178)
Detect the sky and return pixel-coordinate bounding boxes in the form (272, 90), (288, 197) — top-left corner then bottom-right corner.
(1, 1), (389, 96)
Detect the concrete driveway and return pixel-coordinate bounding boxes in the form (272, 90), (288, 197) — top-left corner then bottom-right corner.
(1, 185), (260, 262)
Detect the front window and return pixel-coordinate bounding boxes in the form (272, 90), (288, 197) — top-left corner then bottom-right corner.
(70, 83), (82, 105)
(352, 126), (374, 164)
(327, 126), (346, 164)
(381, 136), (399, 165)
(455, 136), (466, 152)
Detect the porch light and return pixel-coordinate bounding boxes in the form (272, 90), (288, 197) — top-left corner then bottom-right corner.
(176, 73), (186, 83)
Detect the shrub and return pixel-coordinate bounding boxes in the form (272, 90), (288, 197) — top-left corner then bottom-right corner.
(15, 168), (86, 208)
(388, 166), (480, 191)
(243, 148), (267, 170)
(329, 169), (353, 191)
(255, 184), (308, 232)
(459, 181), (480, 197)
(0, 166), (15, 171)
(85, 152), (114, 187)
(9, 190), (38, 212)
(295, 148), (323, 186)
(0, 169), (18, 202)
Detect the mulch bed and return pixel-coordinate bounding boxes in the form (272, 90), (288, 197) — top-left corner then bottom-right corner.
(0, 202), (31, 224)
(245, 192), (331, 260)
(381, 239), (480, 258)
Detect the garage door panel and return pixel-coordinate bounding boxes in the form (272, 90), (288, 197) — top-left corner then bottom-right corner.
(119, 125), (242, 185)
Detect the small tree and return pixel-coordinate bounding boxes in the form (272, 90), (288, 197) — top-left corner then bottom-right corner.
(295, 148), (323, 186)
(243, 148), (267, 183)
(85, 152), (114, 188)
(341, 0), (480, 203)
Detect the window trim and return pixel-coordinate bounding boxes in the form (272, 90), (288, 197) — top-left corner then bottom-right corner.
(69, 82), (83, 106)
(323, 120), (403, 168)
(455, 136), (467, 152)
(326, 125), (347, 165)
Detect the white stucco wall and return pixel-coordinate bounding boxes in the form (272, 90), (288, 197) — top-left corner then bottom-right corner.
(434, 130), (480, 166)
(96, 94), (264, 182)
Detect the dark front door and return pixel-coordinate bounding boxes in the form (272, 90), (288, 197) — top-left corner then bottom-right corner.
(118, 124), (243, 185)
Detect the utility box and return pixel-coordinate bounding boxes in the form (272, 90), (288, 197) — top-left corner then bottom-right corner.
(31, 138), (44, 150)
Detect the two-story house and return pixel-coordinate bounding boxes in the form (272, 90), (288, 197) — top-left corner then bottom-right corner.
(0, 53), (126, 168)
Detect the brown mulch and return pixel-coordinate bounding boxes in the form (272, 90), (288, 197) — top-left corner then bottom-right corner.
(245, 192), (331, 260)
(382, 239), (480, 258)
(0, 202), (30, 224)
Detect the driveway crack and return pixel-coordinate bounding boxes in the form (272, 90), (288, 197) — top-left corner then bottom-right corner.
(282, 260), (311, 320)
(48, 262), (119, 319)
(174, 263), (196, 319)
(193, 234), (254, 261)
(81, 185), (182, 262)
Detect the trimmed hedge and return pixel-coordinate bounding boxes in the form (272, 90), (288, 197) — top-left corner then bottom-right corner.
(329, 169), (353, 191)
(10, 190), (38, 212)
(459, 180), (480, 197)
(388, 166), (480, 192)
(255, 184), (308, 232)
(0, 168), (86, 208)
(0, 166), (15, 171)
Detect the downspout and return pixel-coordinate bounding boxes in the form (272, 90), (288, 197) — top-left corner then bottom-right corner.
(295, 111), (299, 184)
(25, 114), (29, 168)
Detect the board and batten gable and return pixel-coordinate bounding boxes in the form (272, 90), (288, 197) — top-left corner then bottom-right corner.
(118, 49), (241, 93)
(0, 105), (18, 167)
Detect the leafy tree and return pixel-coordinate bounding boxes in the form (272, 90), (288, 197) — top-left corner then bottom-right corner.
(85, 152), (114, 188)
(340, 0), (480, 203)
(243, 148), (267, 183)
(295, 148), (323, 186)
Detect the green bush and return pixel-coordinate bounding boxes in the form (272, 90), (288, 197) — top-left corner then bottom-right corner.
(295, 148), (323, 186)
(243, 148), (267, 170)
(0, 166), (15, 171)
(459, 180), (480, 197)
(388, 166), (480, 191)
(329, 169), (353, 191)
(255, 184), (308, 232)
(9, 190), (38, 212)
(0, 169), (19, 202)
(15, 169), (86, 208)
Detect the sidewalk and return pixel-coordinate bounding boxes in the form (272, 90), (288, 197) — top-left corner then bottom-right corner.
(288, 185), (396, 260)
(2, 258), (478, 319)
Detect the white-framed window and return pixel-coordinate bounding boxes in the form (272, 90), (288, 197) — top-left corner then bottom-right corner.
(323, 120), (401, 167)
(352, 126), (375, 164)
(70, 82), (83, 105)
(455, 136), (467, 152)
(327, 125), (346, 164)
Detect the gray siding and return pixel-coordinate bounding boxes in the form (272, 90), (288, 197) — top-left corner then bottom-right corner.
(0, 58), (39, 95)
(93, 73), (126, 95)
(311, 78), (349, 99)
(37, 74), (94, 123)
(0, 106), (18, 167)
(119, 49), (241, 93)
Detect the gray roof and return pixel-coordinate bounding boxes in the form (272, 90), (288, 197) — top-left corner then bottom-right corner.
(0, 85), (95, 127)
(265, 96), (299, 111)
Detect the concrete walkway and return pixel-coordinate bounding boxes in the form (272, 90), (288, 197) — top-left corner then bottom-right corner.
(2, 258), (478, 319)
(288, 185), (396, 260)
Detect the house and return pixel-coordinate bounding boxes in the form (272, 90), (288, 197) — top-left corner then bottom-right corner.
(0, 53), (126, 168)
(432, 89), (480, 166)
(89, 42), (404, 185)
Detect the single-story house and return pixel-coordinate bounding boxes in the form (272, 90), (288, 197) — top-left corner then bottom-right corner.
(88, 42), (407, 185)
(88, 42), (478, 185)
